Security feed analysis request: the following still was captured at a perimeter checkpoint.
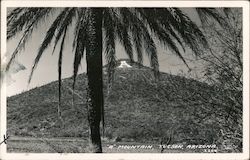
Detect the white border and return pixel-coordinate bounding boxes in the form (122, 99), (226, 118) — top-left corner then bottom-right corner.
(1, 1), (249, 160)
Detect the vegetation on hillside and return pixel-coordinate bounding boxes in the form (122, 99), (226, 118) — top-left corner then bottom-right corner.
(7, 62), (242, 152)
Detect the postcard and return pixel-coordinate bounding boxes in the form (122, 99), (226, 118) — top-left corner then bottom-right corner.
(0, 0), (249, 160)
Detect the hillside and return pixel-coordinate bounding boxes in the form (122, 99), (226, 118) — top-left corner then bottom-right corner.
(7, 60), (242, 152)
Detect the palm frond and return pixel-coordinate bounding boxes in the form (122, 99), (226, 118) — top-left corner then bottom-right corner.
(72, 8), (88, 49)
(112, 9), (134, 62)
(133, 32), (143, 65)
(7, 8), (25, 27)
(27, 9), (68, 83)
(57, 26), (67, 122)
(142, 32), (160, 78)
(72, 9), (90, 91)
(119, 8), (143, 65)
(6, 27), (31, 71)
(7, 8), (52, 40)
(7, 8), (33, 39)
(52, 8), (76, 54)
(156, 9), (186, 52)
(118, 29), (134, 62)
(71, 8), (89, 109)
(118, 8), (159, 76)
(138, 8), (190, 69)
(132, 10), (159, 75)
(163, 8), (208, 56)
(134, 37), (143, 65)
(196, 8), (226, 27)
(7, 8), (53, 72)
(36, 8), (68, 63)
(162, 25), (186, 53)
(72, 41), (85, 91)
(71, 8), (88, 114)
(103, 9), (117, 85)
(72, 9), (82, 49)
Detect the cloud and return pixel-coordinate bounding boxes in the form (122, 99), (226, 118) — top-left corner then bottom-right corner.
(1, 55), (26, 86)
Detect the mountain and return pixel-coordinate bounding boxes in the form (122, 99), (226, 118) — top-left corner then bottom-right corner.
(7, 59), (242, 151)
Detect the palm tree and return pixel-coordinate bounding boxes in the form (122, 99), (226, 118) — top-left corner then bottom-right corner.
(6, 7), (223, 153)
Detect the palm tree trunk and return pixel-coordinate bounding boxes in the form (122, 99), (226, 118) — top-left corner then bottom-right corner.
(86, 8), (103, 153)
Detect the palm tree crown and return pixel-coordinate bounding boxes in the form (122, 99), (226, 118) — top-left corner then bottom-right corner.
(7, 8), (214, 81)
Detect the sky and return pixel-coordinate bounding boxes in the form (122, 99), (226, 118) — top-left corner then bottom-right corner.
(4, 8), (204, 97)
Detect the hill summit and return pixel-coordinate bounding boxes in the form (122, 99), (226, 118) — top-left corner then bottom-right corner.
(103, 59), (153, 73)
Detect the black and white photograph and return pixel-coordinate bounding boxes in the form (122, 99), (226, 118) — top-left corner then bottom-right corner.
(0, 0), (249, 159)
